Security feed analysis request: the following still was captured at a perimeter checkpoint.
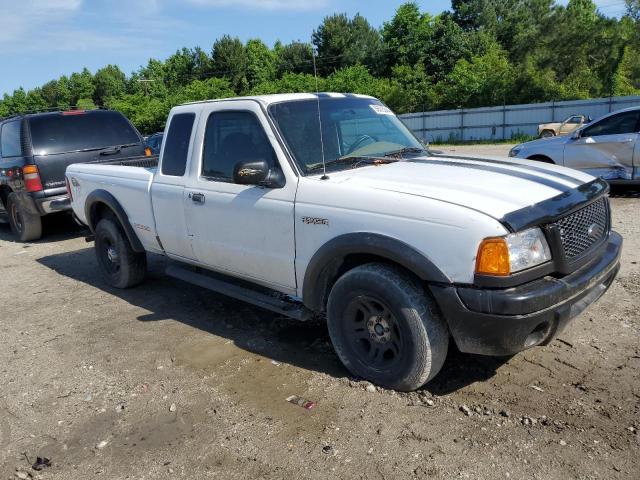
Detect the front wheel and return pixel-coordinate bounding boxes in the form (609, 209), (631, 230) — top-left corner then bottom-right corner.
(95, 217), (147, 288)
(7, 193), (42, 242)
(327, 263), (449, 391)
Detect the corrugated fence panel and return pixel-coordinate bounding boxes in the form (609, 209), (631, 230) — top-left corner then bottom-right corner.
(399, 95), (640, 142)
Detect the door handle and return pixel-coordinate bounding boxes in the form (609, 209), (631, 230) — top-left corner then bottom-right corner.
(190, 193), (205, 204)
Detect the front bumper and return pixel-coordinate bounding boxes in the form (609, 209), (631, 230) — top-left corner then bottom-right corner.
(432, 231), (622, 356)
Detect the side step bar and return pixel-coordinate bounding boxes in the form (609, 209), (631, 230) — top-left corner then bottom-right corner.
(166, 265), (313, 321)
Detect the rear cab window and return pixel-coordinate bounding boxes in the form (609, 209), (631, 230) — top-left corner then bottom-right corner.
(27, 111), (141, 156)
(161, 113), (195, 177)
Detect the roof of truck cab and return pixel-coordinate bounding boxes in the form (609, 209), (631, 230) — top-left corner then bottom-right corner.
(180, 92), (376, 107)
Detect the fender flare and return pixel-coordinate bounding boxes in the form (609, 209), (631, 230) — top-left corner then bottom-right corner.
(302, 232), (450, 312)
(84, 189), (145, 253)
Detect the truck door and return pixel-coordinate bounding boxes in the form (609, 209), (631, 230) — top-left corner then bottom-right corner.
(184, 101), (297, 291)
(151, 112), (198, 260)
(563, 110), (640, 181)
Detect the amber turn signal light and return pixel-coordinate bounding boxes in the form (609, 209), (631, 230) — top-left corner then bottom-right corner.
(475, 238), (510, 276)
(144, 147), (152, 157)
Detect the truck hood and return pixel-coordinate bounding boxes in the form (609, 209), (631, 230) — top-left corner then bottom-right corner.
(325, 154), (595, 222)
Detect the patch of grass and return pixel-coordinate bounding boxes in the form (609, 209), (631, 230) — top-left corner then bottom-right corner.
(429, 133), (535, 146)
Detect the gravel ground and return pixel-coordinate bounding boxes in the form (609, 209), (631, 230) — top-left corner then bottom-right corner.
(0, 180), (638, 479)
(434, 143), (516, 157)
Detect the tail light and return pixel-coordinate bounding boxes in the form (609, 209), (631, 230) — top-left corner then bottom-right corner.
(23, 165), (44, 192)
(65, 177), (73, 202)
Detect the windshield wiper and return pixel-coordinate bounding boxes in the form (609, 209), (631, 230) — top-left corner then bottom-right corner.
(306, 155), (398, 173)
(380, 146), (427, 158)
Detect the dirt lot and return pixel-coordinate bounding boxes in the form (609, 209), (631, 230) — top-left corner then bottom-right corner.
(1, 173), (639, 479)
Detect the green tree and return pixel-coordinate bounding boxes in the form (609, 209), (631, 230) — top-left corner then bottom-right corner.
(246, 39), (276, 89)
(107, 93), (170, 134)
(211, 35), (248, 94)
(25, 88), (48, 112)
(612, 44), (640, 95)
(312, 13), (384, 75)
(436, 45), (515, 108)
(382, 2), (431, 68)
(325, 65), (391, 99)
(173, 77), (235, 104)
(274, 41), (314, 76)
(422, 14), (472, 82)
(251, 72), (323, 95)
(93, 65), (127, 105)
(69, 68), (95, 105)
(385, 64), (434, 114)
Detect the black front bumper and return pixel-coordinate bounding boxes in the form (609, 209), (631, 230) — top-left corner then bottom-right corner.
(432, 231), (622, 356)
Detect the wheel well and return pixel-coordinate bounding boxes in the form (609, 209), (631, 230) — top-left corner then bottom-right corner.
(527, 155), (555, 164)
(315, 253), (425, 312)
(0, 186), (12, 209)
(89, 201), (118, 229)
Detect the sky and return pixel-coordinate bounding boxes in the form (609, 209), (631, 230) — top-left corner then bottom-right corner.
(0, 0), (629, 97)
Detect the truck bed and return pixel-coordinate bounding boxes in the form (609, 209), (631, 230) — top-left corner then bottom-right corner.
(66, 157), (162, 253)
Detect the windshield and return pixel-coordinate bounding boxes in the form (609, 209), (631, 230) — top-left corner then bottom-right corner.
(268, 97), (425, 174)
(29, 111), (141, 156)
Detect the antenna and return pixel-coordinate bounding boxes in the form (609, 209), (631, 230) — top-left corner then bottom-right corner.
(311, 44), (328, 180)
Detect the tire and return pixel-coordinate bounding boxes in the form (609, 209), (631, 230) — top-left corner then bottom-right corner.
(327, 263), (449, 391)
(94, 217), (146, 288)
(7, 193), (42, 242)
(540, 130), (555, 138)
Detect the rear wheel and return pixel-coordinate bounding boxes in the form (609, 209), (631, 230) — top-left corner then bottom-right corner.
(540, 130), (555, 138)
(327, 263), (449, 391)
(7, 193), (42, 242)
(95, 217), (146, 288)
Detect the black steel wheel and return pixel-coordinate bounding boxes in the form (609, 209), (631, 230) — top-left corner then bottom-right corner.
(327, 263), (449, 391)
(95, 217), (146, 289)
(342, 295), (405, 371)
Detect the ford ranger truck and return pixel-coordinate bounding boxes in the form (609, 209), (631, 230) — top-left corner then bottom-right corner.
(66, 93), (622, 391)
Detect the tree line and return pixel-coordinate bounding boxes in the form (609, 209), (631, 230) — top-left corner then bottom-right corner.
(1, 0), (639, 133)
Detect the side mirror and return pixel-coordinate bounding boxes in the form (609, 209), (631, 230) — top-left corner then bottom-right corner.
(233, 159), (269, 186)
(571, 130), (581, 140)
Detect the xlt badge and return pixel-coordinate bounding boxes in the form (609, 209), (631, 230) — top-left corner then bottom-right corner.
(302, 216), (329, 226)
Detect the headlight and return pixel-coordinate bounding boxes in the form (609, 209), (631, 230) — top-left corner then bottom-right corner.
(508, 146), (521, 157)
(476, 228), (552, 276)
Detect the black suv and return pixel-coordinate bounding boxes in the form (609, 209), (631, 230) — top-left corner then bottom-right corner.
(0, 109), (146, 241)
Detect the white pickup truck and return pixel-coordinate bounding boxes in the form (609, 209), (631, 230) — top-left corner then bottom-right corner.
(66, 93), (622, 391)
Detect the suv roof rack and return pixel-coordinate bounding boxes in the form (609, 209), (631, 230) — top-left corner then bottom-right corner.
(0, 105), (107, 122)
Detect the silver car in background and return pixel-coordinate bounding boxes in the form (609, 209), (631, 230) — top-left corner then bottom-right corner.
(510, 106), (640, 183)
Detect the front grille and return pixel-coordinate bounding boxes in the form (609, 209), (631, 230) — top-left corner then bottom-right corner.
(553, 197), (609, 259)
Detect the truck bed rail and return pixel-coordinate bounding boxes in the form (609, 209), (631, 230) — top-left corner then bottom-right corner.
(86, 155), (159, 168)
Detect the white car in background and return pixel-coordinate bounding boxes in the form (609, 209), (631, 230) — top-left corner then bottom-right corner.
(510, 106), (640, 183)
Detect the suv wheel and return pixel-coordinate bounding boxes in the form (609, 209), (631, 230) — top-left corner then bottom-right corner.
(7, 193), (42, 242)
(95, 217), (147, 288)
(327, 263), (448, 391)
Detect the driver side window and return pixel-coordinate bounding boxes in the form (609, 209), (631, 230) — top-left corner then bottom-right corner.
(582, 111), (640, 137)
(201, 111), (278, 182)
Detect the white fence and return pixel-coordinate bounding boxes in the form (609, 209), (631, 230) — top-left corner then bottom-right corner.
(399, 95), (640, 142)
